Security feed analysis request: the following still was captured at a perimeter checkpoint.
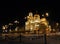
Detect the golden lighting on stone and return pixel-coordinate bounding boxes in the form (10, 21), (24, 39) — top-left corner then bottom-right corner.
(40, 18), (46, 22)
(25, 12), (50, 33)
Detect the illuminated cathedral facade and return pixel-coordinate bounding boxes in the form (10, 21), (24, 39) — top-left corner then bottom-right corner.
(25, 12), (51, 33)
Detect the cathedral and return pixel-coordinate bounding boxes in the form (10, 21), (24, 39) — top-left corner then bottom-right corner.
(25, 12), (51, 33)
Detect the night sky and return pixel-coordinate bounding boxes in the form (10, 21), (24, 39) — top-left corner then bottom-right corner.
(0, 0), (60, 26)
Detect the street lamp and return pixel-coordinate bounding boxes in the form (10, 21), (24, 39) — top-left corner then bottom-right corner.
(56, 22), (59, 32)
(46, 13), (49, 17)
(2, 26), (5, 32)
(39, 23), (48, 44)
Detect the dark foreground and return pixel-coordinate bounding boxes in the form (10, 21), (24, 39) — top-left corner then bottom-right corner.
(0, 33), (60, 44)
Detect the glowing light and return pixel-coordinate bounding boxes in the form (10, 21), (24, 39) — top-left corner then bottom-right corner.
(15, 28), (18, 31)
(49, 25), (51, 28)
(35, 24), (39, 27)
(40, 18), (46, 21)
(56, 23), (59, 26)
(46, 28), (49, 31)
(2, 26), (5, 30)
(42, 14), (44, 17)
(15, 27), (18, 31)
(14, 20), (19, 23)
(30, 27), (33, 31)
(25, 22), (29, 25)
(25, 12), (49, 33)
(9, 23), (13, 25)
(53, 29), (55, 31)
(30, 21), (34, 23)
(34, 20), (39, 22)
(27, 16), (30, 18)
(29, 12), (33, 16)
(44, 22), (47, 25)
(5, 25), (8, 29)
(9, 29), (12, 32)
(46, 13), (49, 17)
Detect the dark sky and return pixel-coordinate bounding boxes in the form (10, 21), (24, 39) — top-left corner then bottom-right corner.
(16, 0), (60, 23)
(0, 0), (60, 25)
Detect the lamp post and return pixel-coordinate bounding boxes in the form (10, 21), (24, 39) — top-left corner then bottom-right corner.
(43, 25), (47, 44)
(56, 23), (59, 32)
(44, 29), (47, 44)
(40, 21), (48, 44)
(39, 23), (47, 44)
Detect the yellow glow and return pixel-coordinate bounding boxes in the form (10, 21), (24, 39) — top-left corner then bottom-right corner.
(40, 18), (46, 21)
(35, 24), (39, 26)
(27, 16), (29, 18)
(46, 28), (49, 31)
(15, 27), (18, 31)
(30, 21), (34, 23)
(44, 22), (48, 25)
(46, 13), (49, 16)
(29, 12), (33, 16)
(2, 26), (5, 30)
(53, 29), (55, 31)
(9, 29), (12, 32)
(34, 14), (40, 20)
(30, 27), (33, 31)
(25, 22), (29, 25)
(34, 20), (40, 22)
(5, 25), (8, 29)
(25, 12), (49, 33)
(49, 25), (51, 28)
(9, 23), (13, 25)
(56, 23), (59, 26)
